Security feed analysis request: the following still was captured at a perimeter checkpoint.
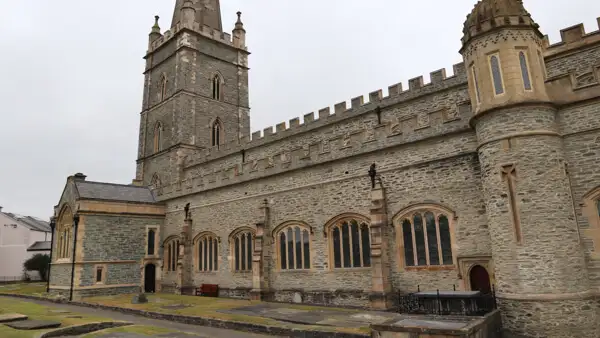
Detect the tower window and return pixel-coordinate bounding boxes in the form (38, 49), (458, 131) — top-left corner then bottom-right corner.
(153, 122), (163, 153)
(212, 75), (222, 101)
(519, 51), (532, 91)
(471, 65), (481, 104)
(489, 55), (504, 95)
(211, 119), (223, 147)
(160, 75), (167, 101)
(147, 229), (156, 256)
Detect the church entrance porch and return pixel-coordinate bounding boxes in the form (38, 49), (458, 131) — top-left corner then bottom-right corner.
(144, 263), (156, 293)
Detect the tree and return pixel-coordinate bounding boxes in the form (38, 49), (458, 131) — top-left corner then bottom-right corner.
(23, 254), (50, 282)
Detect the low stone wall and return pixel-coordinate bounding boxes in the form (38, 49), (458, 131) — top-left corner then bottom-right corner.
(219, 287), (251, 299)
(40, 321), (132, 337)
(370, 310), (502, 338)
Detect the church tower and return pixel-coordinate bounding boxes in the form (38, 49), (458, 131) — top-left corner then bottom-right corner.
(134, 0), (250, 186)
(461, 1), (596, 337)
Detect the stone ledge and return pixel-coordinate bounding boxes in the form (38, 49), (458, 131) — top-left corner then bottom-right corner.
(0, 293), (369, 338)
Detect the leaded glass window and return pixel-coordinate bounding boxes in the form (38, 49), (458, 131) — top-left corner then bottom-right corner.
(277, 224), (311, 270)
(231, 229), (253, 272)
(330, 218), (371, 269)
(519, 51), (532, 91)
(400, 209), (454, 267)
(490, 55), (504, 95)
(196, 234), (219, 272)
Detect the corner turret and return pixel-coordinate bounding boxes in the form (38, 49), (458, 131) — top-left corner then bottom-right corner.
(148, 15), (162, 47)
(180, 0), (197, 27)
(460, 0), (549, 116)
(232, 11), (246, 49)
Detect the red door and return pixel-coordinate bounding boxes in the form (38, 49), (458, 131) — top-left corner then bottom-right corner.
(469, 265), (491, 294)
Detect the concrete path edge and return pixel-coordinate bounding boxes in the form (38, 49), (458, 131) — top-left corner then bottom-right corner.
(0, 293), (369, 338)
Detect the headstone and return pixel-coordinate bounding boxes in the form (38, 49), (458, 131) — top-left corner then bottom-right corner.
(292, 292), (303, 304)
(5, 320), (61, 330)
(131, 293), (148, 304)
(0, 314), (27, 323)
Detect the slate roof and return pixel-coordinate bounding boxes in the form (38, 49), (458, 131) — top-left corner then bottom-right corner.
(3, 213), (51, 232)
(75, 181), (156, 204)
(27, 241), (51, 251)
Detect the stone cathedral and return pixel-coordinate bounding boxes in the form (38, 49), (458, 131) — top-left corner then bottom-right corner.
(48, 0), (600, 336)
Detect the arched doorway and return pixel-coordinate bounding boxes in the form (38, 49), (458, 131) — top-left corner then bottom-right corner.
(469, 265), (491, 294)
(144, 264), (156, 293)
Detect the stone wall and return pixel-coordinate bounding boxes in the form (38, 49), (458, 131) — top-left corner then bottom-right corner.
(49, 264), (72, 286)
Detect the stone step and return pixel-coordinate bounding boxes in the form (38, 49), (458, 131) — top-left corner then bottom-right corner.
(5, 319), (61, 330)
(0, 314), (27, 323)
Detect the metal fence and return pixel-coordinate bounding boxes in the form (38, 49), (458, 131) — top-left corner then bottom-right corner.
(397, 287), (497, 316)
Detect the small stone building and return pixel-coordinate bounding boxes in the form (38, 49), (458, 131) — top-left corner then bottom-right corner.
(49, 0), (600, 337)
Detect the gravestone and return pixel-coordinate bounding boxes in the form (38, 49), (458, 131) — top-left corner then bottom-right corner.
(0, 314), (27, 323)
(5, 320), (61, 330)
(292, 292), (303, 303)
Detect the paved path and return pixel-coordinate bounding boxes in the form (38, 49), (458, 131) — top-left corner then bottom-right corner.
(1, 296), (282, 338)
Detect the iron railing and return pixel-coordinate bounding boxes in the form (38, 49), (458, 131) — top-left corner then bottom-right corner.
(397, 286), (497, 316)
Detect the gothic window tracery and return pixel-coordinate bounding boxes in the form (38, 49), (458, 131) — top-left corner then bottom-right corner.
(212, 74), (222, 101)
(211, 119), (223, 147)
(195, 233), (219, 272)
(489, 55), (504, 95)
(326, 214), (371, 269)
(163, 237), (180, 272)
(56, 206), (73, 260)
(230, 228), (254, 272)
(396, 206), (455, 268)
(274, 222), (311, 270)
(519, 51), (532, 91)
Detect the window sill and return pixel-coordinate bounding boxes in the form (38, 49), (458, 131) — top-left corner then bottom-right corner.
(278, 269), (313, 273)
(330, 267), (372, 272)
(403, 265), (456, 271)
(195, 271), (219, 274)
(232, 270), (252, 275)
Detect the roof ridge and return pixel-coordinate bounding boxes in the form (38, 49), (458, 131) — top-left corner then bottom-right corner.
(77, 180), (150, 189)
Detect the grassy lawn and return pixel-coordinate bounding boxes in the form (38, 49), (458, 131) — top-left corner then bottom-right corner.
(0, 297), (113, 338)
(83, 293), (370, 335)
(0, 283), (47, 297)
(82, 325), (183, 337)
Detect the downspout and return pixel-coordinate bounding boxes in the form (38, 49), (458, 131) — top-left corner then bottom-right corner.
(46, 217), (56, 293)
(69, 214), (80, 302)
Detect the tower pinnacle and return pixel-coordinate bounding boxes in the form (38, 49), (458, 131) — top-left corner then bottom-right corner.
(171, 0), (223, 31)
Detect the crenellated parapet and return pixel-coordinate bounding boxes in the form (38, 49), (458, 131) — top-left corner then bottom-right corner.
(185, 63), (468, 168)
(543, 17), (600, 58)
(147, 21), (245, 55)
(154, 80), (473, 200)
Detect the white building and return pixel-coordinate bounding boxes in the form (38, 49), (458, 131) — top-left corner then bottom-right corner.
(0, 206), (51, 281)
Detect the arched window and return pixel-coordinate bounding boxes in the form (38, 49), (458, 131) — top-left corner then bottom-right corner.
(326, 214), (371, 269)
(55, 206), (73, 260)
(274, 222), (311, 270)
(163, 237), (180, 272)
(471, 65), (481, 104)
(212, 74), (222, 101)
(489, 55), (504, 95)
(519, 51), (532, 91)
(230, 228), (254, 272)
(160, 74), (168, 101)
(394, 205), (455, 268)
(211, 119), (223, 147)
(194, 232), (219, 272)
(153, 122), (163, 153)
(147, 229), (156, 256)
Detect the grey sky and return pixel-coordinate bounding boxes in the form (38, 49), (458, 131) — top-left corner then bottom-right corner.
(0, 0), (598, 219)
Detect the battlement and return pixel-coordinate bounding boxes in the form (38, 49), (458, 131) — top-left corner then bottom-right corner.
(544, 17), (600, 57)
(148, 21), (245, 54)
(186, 62), (468, 167)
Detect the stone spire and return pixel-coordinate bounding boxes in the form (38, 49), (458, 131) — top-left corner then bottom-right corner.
(171, 0), (223, 31)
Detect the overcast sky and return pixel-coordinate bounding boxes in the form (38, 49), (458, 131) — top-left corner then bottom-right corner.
(0, 0), (598, 219)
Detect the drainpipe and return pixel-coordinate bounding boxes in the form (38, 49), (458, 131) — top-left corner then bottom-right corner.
(69, 213), (80, 302)
(46, 217), (56, 293)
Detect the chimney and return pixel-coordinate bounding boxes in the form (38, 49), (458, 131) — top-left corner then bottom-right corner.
(73, 173), (87, 181)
